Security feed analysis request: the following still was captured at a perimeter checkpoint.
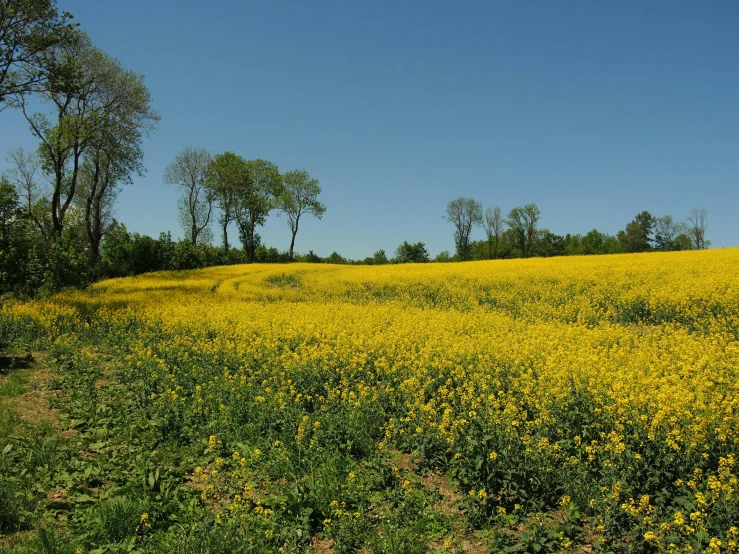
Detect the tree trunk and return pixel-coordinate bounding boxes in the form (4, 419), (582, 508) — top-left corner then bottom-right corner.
(85, 158), (101, 265)
(289, 217), (299, 260)
(289, 232), (297, 260)
(89, 186), (105, 267)
(51, 165), (64, 241)
(246, 220), (255, 263)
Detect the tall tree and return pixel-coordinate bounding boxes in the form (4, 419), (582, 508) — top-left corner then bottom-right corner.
(483, 206), (503, 259)
(208, 151), (248, 253)
(618, 211), (655, 253)
(278, 169), (325, 260)
(687, 208), (708, 250)
(443, 197), (483, 261)
(235, 159), (281, 263)
(0, 0), (77, 108)
(506, 203), (540, 258)
(164, 146), (214, 245)
(14, 32), (140, 241)
(76, 61), (159, 266)
(371, 249), (388, 265)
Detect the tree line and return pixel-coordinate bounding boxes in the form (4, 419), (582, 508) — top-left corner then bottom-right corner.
(437, 198), (709, 262)
(344, 201), (710, 266)
(163, 147), (324, 262)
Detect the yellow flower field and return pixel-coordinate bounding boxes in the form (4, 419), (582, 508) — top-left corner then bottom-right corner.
(3, 249), (738, 552)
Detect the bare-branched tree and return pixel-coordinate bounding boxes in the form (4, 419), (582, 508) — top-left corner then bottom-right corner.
(164, 146), (214, 245)
(443, 197), (483, 261)
(687, 208), (708, 250)
(3, 147), (54, 249)
(483, 206), (503, 259)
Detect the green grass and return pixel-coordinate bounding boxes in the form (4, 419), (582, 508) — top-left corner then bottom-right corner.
(0, 369), (30, 398)
(0, 366), (31, 440)
(0, 406), (21, 441)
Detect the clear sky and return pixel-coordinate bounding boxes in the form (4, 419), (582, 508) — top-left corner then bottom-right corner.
(1, 0), (737, 259)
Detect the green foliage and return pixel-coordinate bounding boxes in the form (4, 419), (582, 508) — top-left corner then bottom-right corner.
(295, 250), (323, 263)
(236, 159), (282, 263)
(96, 496), (146, 543)
(506, 204), (541, 258)
(99, 223), (257, 276)
(0, 0), (78, 103)
(565, 229), (624, 256)
(42, 229), (91, 292)
(31, 525), (78, 554)
(265, 272), (302, 289)
(326, 251), (347, 264)
(163, 518), (252, 553)
(654, 215), (693, 252)
(531, 229), (565, 258)
(255, 245), (291, 264)
(0, 478), (22, 534)
(279, 169), (325, 259)
(363, 249), (389, 265)
(618, 211), (656, 253)
(433, 250), (453, 263)
(208, 151), (250, 253)
(0, 179), (45, 296)
(394, 241), (429, 264)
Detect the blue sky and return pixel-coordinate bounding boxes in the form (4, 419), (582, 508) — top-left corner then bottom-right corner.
(1, 0), (737, 258)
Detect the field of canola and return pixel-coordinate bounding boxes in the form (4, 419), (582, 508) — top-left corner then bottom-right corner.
(2, 249), (739, 553)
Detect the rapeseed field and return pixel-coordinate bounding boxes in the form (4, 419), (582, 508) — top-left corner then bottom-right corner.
(1, 250), (738, 552)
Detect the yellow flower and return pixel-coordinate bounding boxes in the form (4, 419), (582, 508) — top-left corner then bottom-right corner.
(11, 248), (739, 548)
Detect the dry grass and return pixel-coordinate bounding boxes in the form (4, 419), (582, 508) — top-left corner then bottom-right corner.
(308, 536), (336, 553)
